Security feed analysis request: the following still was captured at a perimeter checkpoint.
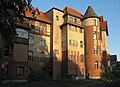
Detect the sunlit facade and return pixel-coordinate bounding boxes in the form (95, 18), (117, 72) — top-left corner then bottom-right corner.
(0, 6), (109, 80)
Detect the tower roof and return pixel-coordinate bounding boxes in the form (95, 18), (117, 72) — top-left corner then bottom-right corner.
(82, 6), (99, 20)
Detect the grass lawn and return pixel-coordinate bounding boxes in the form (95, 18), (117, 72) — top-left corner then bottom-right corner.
(0, 79), (109, 87)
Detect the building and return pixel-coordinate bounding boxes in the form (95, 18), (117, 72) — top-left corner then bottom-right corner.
(0, 6), (110, 80)
(0, 7), (51, 81)
(108, 55), (117, 71)
(82, 6), (110, 79)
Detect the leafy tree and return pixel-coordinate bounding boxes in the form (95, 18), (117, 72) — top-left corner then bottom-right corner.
(0, 0), (32, 45)
(107, 61), (120, 87)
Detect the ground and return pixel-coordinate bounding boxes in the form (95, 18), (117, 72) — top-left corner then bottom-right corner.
(0, 79), (110, 87)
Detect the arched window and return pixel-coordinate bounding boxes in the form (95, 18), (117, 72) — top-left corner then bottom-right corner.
(94, 61), (99, 69)
(93, 19), (97, 25)
(4, 66), (8, 74)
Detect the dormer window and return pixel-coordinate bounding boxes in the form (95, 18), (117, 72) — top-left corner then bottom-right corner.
(34, 12), (38, 18)
(69, 17), (73, 22)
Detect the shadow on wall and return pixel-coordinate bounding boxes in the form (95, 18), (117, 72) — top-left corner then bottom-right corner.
(28, 35), (53, 81)
(53, 50), (84, 80)
(101, 51), (108, 78)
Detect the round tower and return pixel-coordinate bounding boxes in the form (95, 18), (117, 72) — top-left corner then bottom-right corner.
(82, 6), (102, 79)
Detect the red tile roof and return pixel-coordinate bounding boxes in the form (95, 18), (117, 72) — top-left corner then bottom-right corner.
(64, 6), (83, 18)
(25, 7), (51, 23)
(99, 16), (103, 22)
(101, 21), (108, 36)
(101, 21), (107, 31)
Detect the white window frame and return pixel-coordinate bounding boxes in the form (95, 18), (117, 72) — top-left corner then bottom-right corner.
(16, 66), (24, 75)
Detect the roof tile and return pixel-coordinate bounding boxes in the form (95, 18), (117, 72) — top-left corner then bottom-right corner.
(64, 6), (83, 18)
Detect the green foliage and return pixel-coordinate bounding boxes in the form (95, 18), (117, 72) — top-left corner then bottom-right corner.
(0, 0), (32, 45)
(106, 61), (120, 87)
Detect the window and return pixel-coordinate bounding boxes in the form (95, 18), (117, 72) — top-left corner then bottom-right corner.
(29, 35), (34, 45)
(69, 25), (71, 30)
(69, 40), (71, 45)
(39, 25), (42, 31)
(71, 26), (74, 31)
(94, 46), (97, 54)
(74, 18), (77, 23)
(98, 46), (101, 54)
(16, 66), (24, 75)
(4, 66), (8, 74)
(80, 41), (83, 48)
(72, 40), (75, 46)
(69, 17), (73, 22)
(80, 54), (84, 62)
(34, 12), (38, 18)
(75, 41), (78, 47)
(81, 68), (84, 75)
(28, 67), (32, 75)
(16, 28), (28, 39)
(72, 55), (75, 61)
(80, 28), (82, 33)
(93, 19), (97, 25)
(31, 24), (35, 29)
(94, 61), (99, 69)
(56, 15), (59, 21)
(4, 46), (9, 56)
(39, 52), (45, 62)
(39, 38), (45, 47)
(93, 31), (97, 39)
(43, 26), (46, 32)
(78, 19), (81, 24)
(35, 25), (39, 33)
(28, 51), (33, 61)
(35, 25), (39, 29)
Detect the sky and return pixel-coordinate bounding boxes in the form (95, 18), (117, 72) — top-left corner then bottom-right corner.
(32, 0), (120, 61)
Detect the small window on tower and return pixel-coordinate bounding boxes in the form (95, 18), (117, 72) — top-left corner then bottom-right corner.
(93, 19), (97, 25)
(56, 15), (59, 21)
(93, 31), (97, 39)
(80, 28), (82, 33)
(94, 46), (97, 54)
(80, 41), (83, 48)
(94, 61), (99, 69)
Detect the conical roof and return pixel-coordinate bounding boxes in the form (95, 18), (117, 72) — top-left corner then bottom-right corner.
(82, 6), (99, 20)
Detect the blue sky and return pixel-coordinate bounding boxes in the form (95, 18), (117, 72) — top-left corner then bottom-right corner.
(32, 0), (120, 60)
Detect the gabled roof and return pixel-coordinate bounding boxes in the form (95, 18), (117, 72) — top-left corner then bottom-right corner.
(25, 7), (51, 23)
(99, 16), (103, 22)
(101, 21), (109, 36)
(63, 6), (83, 18)
(82, 6), (99, 20)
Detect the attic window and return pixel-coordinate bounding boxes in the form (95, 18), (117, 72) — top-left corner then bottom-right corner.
(34, 12), (38, 18)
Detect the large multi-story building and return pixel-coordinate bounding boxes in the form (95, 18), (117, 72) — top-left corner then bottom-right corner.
(0, 6), (110, 81)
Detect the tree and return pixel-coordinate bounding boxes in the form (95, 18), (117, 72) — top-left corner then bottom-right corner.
(107, 61), (120, 87)
(0, 0), (32, 45)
